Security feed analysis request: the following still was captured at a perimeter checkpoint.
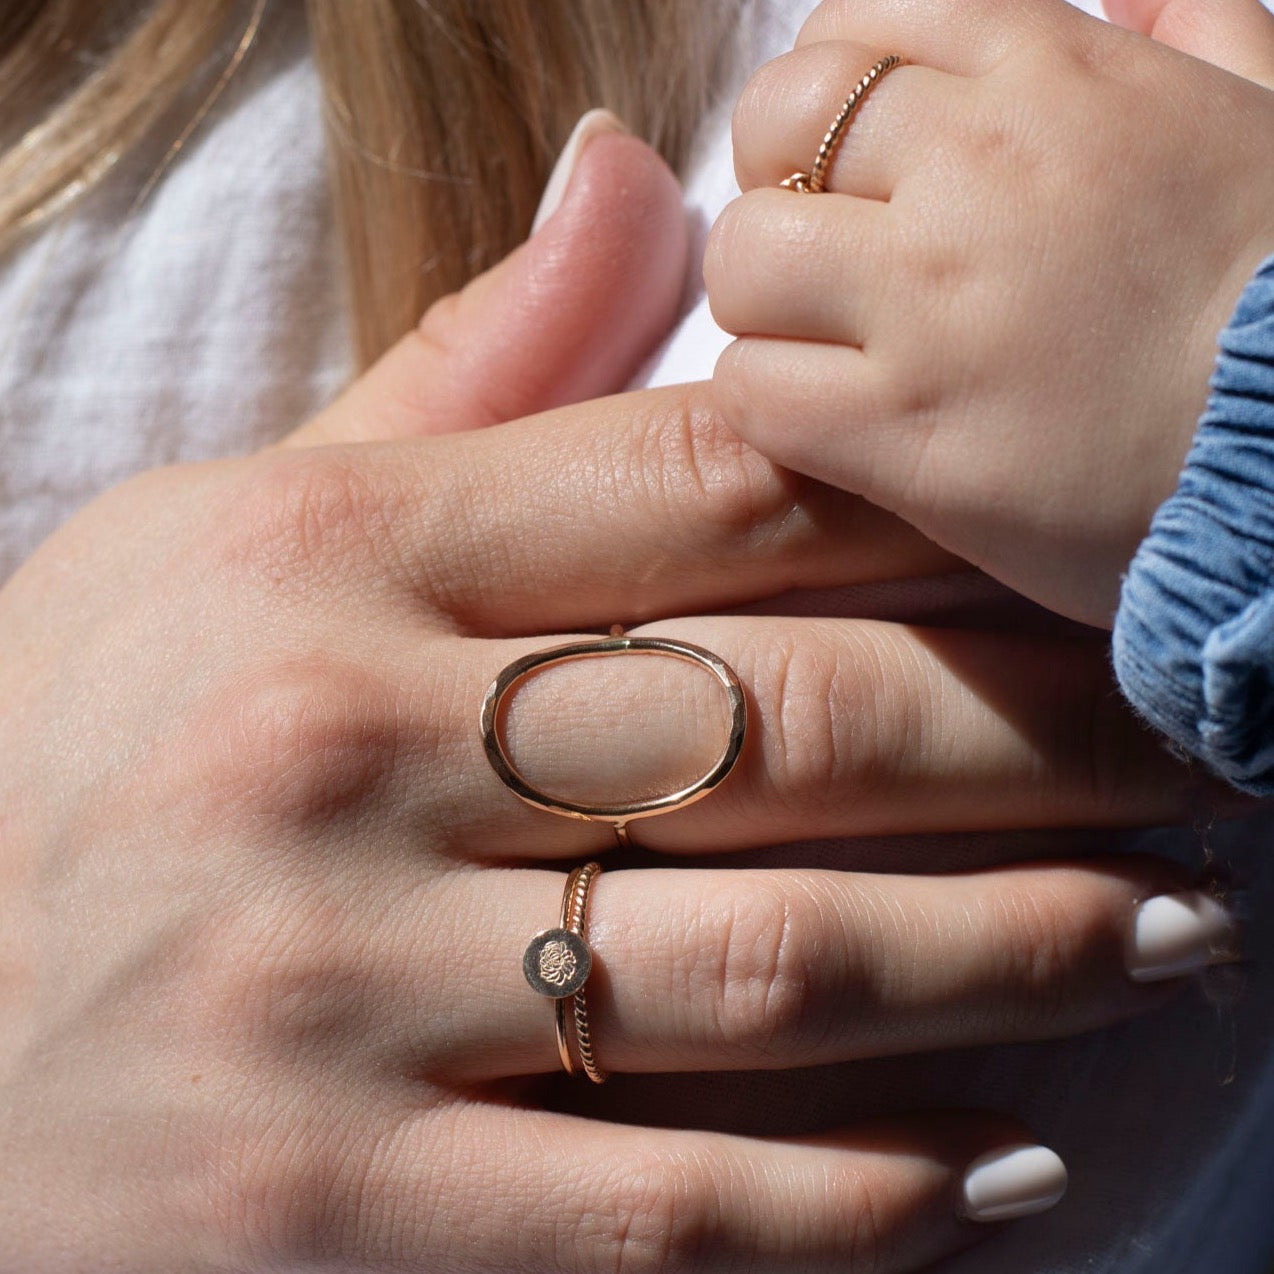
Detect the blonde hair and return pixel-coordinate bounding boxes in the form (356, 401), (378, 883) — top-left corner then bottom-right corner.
(1, 0), (742, 368)
(0, 2), (249, 237)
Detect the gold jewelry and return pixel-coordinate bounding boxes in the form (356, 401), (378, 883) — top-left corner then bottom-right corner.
(781, 55), (905, 194)
(522, 862), (606, 1082)
(481, 626), (747, 848)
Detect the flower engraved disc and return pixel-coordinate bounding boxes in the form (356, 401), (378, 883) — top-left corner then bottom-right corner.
(523, 927), (592, 998)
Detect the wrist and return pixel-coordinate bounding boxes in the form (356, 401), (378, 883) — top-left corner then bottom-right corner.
(1113, 254), (1274, 793)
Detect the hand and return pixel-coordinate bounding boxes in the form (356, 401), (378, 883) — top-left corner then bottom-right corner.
(707, 0), (1274, 626)
(0, 127), (1234, 1274)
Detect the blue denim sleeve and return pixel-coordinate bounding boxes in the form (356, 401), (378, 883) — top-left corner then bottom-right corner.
(1112, 255), (1274, 795)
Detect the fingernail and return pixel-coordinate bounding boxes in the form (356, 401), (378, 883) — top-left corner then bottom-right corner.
(1125, 891), (1237, 983)
(960, 1145), (1068, 1223)
(530, 108), (628, 236)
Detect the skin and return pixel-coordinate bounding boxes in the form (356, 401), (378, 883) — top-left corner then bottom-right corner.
(0, 96), (1235, 1274)
(707, 0), (1274, 627)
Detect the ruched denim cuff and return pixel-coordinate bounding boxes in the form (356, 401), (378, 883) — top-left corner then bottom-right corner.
(1113, 255), (1274, 796)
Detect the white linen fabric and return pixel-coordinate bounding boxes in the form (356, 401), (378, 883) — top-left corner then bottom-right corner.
(2, 3), (1273, 1271)
(0, 6), (349, 585)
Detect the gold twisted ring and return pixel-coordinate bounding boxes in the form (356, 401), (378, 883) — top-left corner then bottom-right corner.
(780, 55), (905, 194)
(522, 862), (606, 1083)
(489, 628), (748, 1080)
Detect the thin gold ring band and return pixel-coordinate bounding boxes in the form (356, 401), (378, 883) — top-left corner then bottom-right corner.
(781, 55), (905, 194)
(520, 863), (604, 1080)
(481, 627), (747, 846)
(529, 862), (603, 1081)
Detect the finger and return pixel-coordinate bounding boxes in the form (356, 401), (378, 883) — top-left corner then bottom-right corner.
(377, 618), (1207, 861)
(1105, 0), (1274, 87)
(358, 1102), (1065, 1272)
(240, 385), (957, 635)
(706, 188), (894, 346)
(715, 335), (1104, 605)
(284, 121), (688, 447)
(713, 334), (926, 520)
(795, 0), (1084, 77)
(397, 862), (1229, 1083)
(732, 42), (957, 199)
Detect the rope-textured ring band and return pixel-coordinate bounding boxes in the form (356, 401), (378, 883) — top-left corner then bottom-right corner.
(522, 861), (606, 1082)
(780, 55), (905, 194)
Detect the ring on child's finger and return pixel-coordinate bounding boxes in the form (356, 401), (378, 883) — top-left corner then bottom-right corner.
(480, 626), (748, 848)
(781, 55), (906, 194)
(522, 861), (606, 1082)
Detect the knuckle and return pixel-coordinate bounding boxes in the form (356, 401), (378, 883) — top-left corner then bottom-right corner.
(902, 229), (969, 299)
(833, 1162), (894, 1271)
(221, 450), (404, 587)
(988, 878), (1089, 1032)
(578, 1154), (719, 1274)
(713, 338), (861, 491)
(186, 654), (405, 829)
(711, 339), (828, 479)
(842, 631), (936, 795)
(192, 885), (366, 1064)
(415, 290), (464, 357)
(185, 1031), (363, 1266)
(750, 626), (961, 825)
(704, 199), (778, 334)
(876, 343), (943, 431)
(952, 95), (1048, 199)
(695, 877), (831, 1061)
(1048, 19), (1123, 81)
(625, 393), (805, 568)
(729, 69), (762, 146)
(412, 301), (508, 427)
(800, 0), (854, 41)
(701, 197), (744, 304)
(708, 194), (831, 331)
(753, 628), (892, 814)
(708, 339), (758, 434)
(730, 58), (786, 174)
(226, 1103), (354, 1265)
(954, 98), (1024, 171)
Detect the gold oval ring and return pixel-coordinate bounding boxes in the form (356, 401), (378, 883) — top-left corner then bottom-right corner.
(480, 628), (748, 844)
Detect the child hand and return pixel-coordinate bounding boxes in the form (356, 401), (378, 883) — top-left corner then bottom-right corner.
(707, 0), (1274, 626)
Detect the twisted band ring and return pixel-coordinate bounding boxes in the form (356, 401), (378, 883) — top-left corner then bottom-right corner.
(780, 55), (905, 194)
(522, 861), (606, 1083)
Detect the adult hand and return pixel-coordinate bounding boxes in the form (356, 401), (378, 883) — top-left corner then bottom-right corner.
(0, 126), (1233, 1274)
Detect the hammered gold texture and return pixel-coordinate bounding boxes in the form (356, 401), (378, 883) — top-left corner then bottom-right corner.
(480, 630), (747, 837)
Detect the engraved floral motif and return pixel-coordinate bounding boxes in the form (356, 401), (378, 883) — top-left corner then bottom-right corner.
(538, 939), (577, 987)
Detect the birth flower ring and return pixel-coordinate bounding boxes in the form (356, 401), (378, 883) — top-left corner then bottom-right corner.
(780, 55), (905, 194)
(522, 861), (606, 1082)
(480, 626), (748, 848)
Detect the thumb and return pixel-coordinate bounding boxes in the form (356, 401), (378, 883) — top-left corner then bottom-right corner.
(286, 110), (689, 448)
(1103, 0), (1274, 88)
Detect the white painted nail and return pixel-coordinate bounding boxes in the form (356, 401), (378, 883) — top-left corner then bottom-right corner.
(960, 1145), (1068, 1223)
(1126, 891), (1237, 983)
(530, 108), (628, 236)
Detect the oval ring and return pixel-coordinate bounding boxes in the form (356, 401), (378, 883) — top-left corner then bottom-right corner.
(480, 629), (748, 840)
